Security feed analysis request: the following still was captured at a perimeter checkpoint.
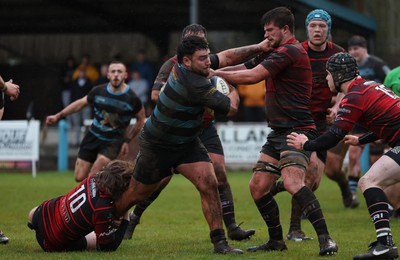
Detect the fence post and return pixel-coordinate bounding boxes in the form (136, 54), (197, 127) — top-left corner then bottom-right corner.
(360, 144), (370, 175)
(58, 119), (69, 171)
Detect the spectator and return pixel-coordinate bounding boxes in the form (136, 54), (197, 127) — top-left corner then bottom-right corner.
(348, 35), (390, 83)
(94, 63), (109, 86)
(130, 49), (155, 88)
(70, 69), (93, 147)
(236, 81), (266, 122)
(128, 70), (150, 116)
(59, 56), (77, 108)
(72, 54), (100, 84)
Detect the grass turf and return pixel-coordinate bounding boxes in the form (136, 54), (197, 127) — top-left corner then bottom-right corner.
(0, 170), (398, 259)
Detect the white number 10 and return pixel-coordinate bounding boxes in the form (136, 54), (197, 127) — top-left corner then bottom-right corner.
(68, 184), (86, 213)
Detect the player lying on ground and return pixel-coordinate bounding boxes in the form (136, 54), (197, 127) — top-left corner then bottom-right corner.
(27, 160), (132, 252)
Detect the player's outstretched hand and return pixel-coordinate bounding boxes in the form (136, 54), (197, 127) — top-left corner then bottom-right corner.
(344, 134), (360, 146)
(45, 115), (59, 125)
(4, 79), (20, 101)
(287, 132), (309, 150)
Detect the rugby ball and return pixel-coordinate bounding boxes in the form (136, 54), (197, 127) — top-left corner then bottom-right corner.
(210, 76), (231, 95)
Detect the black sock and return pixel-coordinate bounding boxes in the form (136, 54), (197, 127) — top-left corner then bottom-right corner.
(210, 229), (226, 244)
(133, 189), (162, 218)
(255, 193), (283, 240)
(363, 187), (393, 246)
(270, 180), (286, 196)
(293, 186), (328, 237)
(289, 197), (302, 232)
(218, 185), (236, 229)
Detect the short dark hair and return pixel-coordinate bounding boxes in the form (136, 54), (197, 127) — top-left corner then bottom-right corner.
(261, 6), (294, 33)
(95, 160), (134, 201)
(177, 36), (209, 63)
(108, 60), (127, 70)
(348, 35), (367, 49)
(181, 24), (207, 39)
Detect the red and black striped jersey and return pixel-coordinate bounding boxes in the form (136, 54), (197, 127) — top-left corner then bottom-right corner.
(261, 37), (315, 129)
(39, 175), (117, 251)
(302, 41), (344, 127)
(335, 77), (400, 146)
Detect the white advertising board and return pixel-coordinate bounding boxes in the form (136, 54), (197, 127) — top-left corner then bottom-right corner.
(0, 120), (40, 176)
(216, 123), (271, 165)
(0, 120), (40, 160)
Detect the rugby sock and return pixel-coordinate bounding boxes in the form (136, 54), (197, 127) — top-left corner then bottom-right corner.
(348, 176), (359, 194)
(293, 186), (328, 237)
(363, 187), (393, 246)
(255, 193), (283, 240)
(210, 229), (226, 244)
(288, 197), (302, 232)
(133, 189), (162, 218)
(270, 180), (286, 196)
(218, 185), (236, 228)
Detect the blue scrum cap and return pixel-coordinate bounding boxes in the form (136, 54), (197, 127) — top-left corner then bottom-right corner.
(305, 9), (332, 39)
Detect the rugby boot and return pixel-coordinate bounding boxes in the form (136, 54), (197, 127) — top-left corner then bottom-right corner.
(286, 230), (312, 242)
(343, 192), (360, 208)
(227, 223), (255, 241)
(353, 241), (398, 260)
(0, 231), (9, 244)
(318, 234), (338, 256)
(213, 240), (243, 254)
(247, 239), (288, 252)
(123, 212), (140, 240)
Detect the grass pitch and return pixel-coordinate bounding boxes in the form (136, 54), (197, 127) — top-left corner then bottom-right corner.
(0, 170), (399, 259)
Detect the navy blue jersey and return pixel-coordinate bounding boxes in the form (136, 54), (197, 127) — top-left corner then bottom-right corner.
(358, 55), (390, 83)
(87, 83), (142, 141)
(144, 63), (230, 147)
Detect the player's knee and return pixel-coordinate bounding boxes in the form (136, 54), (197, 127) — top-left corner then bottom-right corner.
(358, 175), (369, 192)
(198, 174), (218, 193)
